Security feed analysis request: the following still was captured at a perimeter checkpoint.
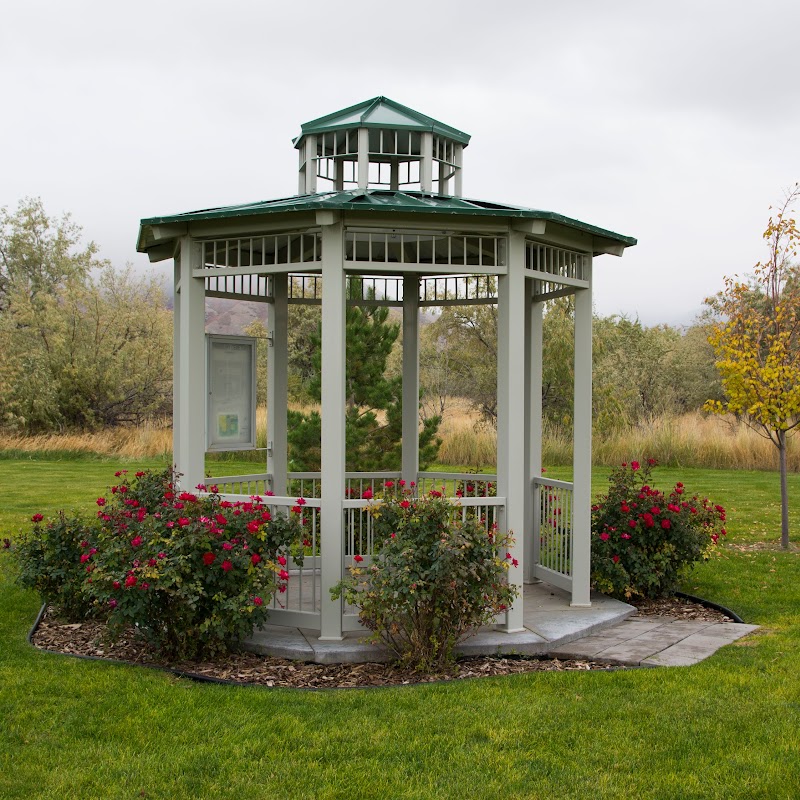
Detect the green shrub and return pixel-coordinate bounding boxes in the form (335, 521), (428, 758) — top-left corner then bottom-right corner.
(15, 511), (96, 619)
(591, 460), (726, 599)
(17, 468), (306, 659)
(333, 484), (518, 671)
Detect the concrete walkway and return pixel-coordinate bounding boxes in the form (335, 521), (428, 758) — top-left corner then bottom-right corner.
(550, 615), (759, 667)
(245, 583), (758, 666)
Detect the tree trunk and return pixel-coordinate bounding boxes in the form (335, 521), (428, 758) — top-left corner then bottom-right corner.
(779, 429), (790, 550)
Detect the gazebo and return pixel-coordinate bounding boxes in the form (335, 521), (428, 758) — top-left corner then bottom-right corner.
(136, 96), (636, 642)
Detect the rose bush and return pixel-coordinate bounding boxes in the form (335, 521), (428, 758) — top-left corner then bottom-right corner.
(591, 460), (726, 599)
(15, 467), (306, 659)
(16, 511), (96, 619)
(333, 483), (518, 671)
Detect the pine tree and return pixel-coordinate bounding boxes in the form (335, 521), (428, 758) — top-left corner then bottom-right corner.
(287, 279), (440, 471)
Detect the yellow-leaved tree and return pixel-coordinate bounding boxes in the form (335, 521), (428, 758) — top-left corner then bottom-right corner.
(705, 185), (800, 549)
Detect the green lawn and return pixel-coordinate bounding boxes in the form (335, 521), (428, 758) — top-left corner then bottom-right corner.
(1, 457), (799, 799)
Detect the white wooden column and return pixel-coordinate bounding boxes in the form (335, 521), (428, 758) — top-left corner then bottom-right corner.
(319, 220), (346, 640)
(174, 236), (206, 492)
(402, 274), (420, 487)
(267, 274), (289, 496)
(357, 127), (369, 190)
(526, 293), (543, 584)
(172, 256), (182, 472)
(420, 132), (433, 193)
(496, 230), (528, 632)
(453, 144), (463, 198)
(571, 260), (593, 607)
(303, 135), (317, 194)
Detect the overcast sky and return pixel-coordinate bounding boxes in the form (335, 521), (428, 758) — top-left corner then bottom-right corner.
(2, 0), (798, 326)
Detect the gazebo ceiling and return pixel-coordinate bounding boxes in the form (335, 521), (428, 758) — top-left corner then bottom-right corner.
(137, 189), (637, 260)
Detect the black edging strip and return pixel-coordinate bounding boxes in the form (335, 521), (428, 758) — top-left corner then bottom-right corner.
(674, 591), (745, 624)
(28, 604), (242, 687)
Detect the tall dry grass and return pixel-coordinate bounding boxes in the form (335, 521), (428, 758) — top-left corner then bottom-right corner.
(0, 419), (174, 460)
(424, 405), (798, 471)
(592, 413), (798, 471)
(0, 402), (796, 472)
(436, 401), (496, 468)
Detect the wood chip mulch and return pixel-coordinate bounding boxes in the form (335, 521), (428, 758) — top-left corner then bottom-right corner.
(30, 595), (731, 688)
(628, 595), (732, 623)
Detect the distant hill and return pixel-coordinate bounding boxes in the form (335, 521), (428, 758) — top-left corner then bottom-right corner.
(205, 298), (268, 336)
(205, 297), (436, 337)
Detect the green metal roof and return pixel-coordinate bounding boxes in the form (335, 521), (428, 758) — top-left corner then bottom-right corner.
(294, 96), (471, 147)
(137, 189), (637, 254)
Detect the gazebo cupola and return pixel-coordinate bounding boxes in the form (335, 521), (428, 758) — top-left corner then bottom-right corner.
(137, 96), (637, 645)
(295, 96), (469, 196)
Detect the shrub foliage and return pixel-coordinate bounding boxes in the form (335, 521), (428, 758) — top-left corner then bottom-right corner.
(333, 484), (518, 670)
(15, 468), (305, 659)
(16, 511), (98, 619)
(591, 460), (726, 599)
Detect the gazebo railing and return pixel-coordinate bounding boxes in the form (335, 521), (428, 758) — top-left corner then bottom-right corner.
(532, 476), (574, 592)
(203, 469), (513, 631)
(207, 473), (271, 496)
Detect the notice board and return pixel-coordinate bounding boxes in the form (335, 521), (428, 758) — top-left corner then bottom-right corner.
(206, 335), (257, 451)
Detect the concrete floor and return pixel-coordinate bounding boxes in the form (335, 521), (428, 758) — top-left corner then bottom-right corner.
(245, 581), (759, 666)
(245, 582), (636, 664)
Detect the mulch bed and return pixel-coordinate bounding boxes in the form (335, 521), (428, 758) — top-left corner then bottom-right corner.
(30, 595), (732, 688)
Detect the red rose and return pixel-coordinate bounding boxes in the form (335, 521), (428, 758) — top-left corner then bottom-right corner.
(31, 513), (44, 523)
(202, 552), (216, 566)
(253, 596), (263, 606)
(113, 581), (121, 589)
(353, 554), (364, 563)
(278, 569), (290, 580)
(125, 575), (137, 588)
(251, 553), (262, 565)
(631, 461), (640, 471)
(130, 536), (143, 547)
(612, 555), (620, 564)
(221, 560), (233, 572)
(96, 497), (106, 507)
